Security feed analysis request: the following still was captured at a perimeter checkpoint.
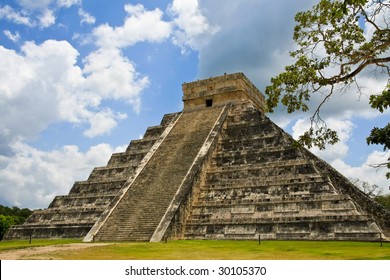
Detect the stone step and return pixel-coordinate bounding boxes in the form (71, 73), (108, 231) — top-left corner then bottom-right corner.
(211, 148), (303, 167)
(106, 151), (147, 167)
(10, 221), (95, 228)
(88, 165), (135, 181)
(142, 125), (167, 139)
(202, 176), (330, 191)
(160, 112), (181, 126)
(187, 214), (375, 224)
(26, 210), (103, 224)
(125, 138), (156, 152)
(207, 159), (310, 172)
(223, 122), (277, 137)
(185, 215), (382, 241)
(48, 194), (117, 208)
(205, 166), (321, 182)
(217, 134), (287, 151)
(69, 180), (126, 195)
(4, 224), (95, 240)
(193, 194), (352, 207)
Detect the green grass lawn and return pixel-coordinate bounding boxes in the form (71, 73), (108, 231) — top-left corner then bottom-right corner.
(1, 239), (389, 260)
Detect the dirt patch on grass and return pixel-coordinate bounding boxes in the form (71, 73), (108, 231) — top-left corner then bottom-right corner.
(0, 243), (110, 260)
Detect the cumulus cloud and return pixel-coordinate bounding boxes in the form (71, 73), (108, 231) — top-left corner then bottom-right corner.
(291, 117), (389, 194)
(0, 142), (125, 209)
(0, 2), (180, 158)
(91, 4), (171, 49)
(332, 151), (390, 194)
(1, 0), (81, 28)
(15, 1), (56, 29)
(292, 118), (355, 162)
(0, 39), (149, 155)
(38, 8), (56, 27)
(0, 5), (33, 26)
(168, 0), (219, 53)
(197, 0), (316, 82)
(82, 47), (149, 113)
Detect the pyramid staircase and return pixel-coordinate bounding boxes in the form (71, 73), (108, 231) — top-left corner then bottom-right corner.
(89, 106), (227, 241)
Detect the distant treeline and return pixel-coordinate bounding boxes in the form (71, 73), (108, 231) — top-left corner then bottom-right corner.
(0, 205), (32, 240)
(375, 195), (390, 211)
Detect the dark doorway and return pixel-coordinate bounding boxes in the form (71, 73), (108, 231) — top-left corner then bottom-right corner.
(205, 99), (213, 107)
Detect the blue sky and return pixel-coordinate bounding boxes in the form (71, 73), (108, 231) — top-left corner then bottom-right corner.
(0, 0), (389, 209)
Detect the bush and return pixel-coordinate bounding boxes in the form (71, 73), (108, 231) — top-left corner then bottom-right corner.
(374, 195), (390, 211)
(0, 205), (32, 240)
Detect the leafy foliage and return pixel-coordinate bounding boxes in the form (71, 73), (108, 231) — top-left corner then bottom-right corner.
(351, 178), (390, 211)
(374, 194), (390, 211)
(265, 0), (389, 176)
(0, 205), (32, 240)
(367, 86), (390, 178)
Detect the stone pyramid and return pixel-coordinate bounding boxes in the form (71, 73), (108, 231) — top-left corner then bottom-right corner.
(5, 73), (390, 242)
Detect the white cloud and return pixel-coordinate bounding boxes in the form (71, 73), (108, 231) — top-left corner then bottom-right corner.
(292, 118), (355, 162)
(2, 0), (82, 29)
(196, 1), (317, 82)
(17, 0), (53, 10)
(57, 0), (80, 8)
(0, 142), (124, 209)
(291, 116), (389, 194)
(83, 109), (127, 138)
(332, 151), (390, 195)
(168, 0), (219, 53)
(0, 5), (33, 26)
(78, 8), (95, 25)
(0, 39), (149, 154)
(82, 47), (149, 113)
(39, 8), (55, 27)
(3, 30), (20, 42)
(92, 4), (172, 49)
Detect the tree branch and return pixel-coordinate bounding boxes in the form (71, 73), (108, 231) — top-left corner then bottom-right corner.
(322, 56), (390, 86)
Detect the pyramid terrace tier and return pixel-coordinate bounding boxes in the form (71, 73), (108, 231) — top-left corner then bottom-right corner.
(194, 193), (354, 207)
(48, 194), (118, 209)
(184, 215), (383, 241)
(69, 179), (127, 195)
(4, 223), (96, 240)
(25, 207), (107, 224)
(205, 161), (324, 181)
(190, 196), (361, 220)
(87, 165), (136, 181)
(106, 152), (148, 168)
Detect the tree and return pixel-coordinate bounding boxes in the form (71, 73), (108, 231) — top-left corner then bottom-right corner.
(0, 215), (16, 239)
(0, 205), (32, 240)
(351, 178), (383, 197)
(350, 178), (390, 211)
(374, 194), (390, 210)
(265, 0), (390, 176)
